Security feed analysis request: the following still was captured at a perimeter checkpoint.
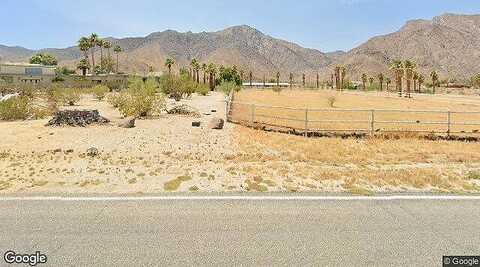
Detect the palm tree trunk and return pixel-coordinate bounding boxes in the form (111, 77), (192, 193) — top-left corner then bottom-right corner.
(196, 70), (200, 83)
(116, 54), (119, 73)
(91, 49), (95, 72)
(407, 80), (411, 98)
(203, 72), (206, 84)
(100, 47), (103, 68)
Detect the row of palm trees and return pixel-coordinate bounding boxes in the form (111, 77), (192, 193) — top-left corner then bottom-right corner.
(77, 33), (123, 75)
(164, 57), (222, 90)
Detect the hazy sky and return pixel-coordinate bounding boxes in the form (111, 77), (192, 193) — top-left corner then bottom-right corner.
(1, 0), (479, 52)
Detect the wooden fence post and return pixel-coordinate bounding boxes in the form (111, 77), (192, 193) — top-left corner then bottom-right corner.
(251, 104), (255, 128)
(304, 108), (308, 137)
(447, 111), (451, 136)
(370, 110), (375, 135)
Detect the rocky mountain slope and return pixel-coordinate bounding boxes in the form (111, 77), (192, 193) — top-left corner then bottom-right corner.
(1, 13), (480, 81)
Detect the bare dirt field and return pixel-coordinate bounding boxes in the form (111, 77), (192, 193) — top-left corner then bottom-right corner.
(2, 89), (480, 194)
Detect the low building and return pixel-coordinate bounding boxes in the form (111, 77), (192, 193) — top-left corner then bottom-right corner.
(0, 63), (56, 84)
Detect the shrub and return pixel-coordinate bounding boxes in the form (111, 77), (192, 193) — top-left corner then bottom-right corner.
(217, 81), (240, 95)
(113, 77), (166, 117)
(0, 96), (50, 121)
(92, 85), (110, 100)
(272, 87), (282, 94)
(50, 87), (81, 106)
(159, 74), (199, 100)
(327, 96), (337, 108)
(196, 83), (210, 96)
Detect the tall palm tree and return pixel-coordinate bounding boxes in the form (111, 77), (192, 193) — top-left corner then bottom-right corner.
(113, 45), (122, 73)
(412, 71), (419, 93)
(430, 70), (439, 94)
(378, 73), (384, 91)
(103, 40), (112, 73)
(334, 66), (341, 90)
(386, 77), (391, 91)
(207, 63), (217, 90)
(201, 63), (207, 84)
(418, 74), (425, 93)
(78, 37), (91, 73)
(165, 58), (175, 75)
(361, 73), (368, 91)
(89, 33), (99, 71)
(76, 58), (90, 76)
(302, 73), (306, 87)
(191, 59), (199, 82)
(276, 71), (280, 86)
(369, 77), (374, 89)
(316, 73), (320, 89)
(390, 60), (404, 97)
(289, 73), (294, 88)
(404, 60), (416, 98)
(340, 66), (346, 90)
(97, 39), (105, 69)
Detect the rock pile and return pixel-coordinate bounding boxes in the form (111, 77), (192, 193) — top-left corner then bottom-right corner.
(208, 117), (225, 129)
(46, 110), (110, 127)
(167, 105), (201, 117)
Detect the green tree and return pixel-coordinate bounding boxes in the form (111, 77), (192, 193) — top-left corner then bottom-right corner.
(430, 71), (439, 94)
(113, 45), (122, 73)
(29, 53), (58, 66)
(78, 37), (91, 69)
(103, 40), (112, 73)
(165, 58), (175, 75)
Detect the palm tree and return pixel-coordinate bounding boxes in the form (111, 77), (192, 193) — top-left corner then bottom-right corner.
(103, 40), (112, 73)
(239, 70), (244, 84)
(78, 37), (90, 59)
(361, 73), (368, 91)
(276, 71), (280, 86)
(412, 71), (419, 93)
(249, 71), (253, 86)
(289, 73), (294, 88)
(76, 58), (90, 76)
(340, 66), (346, 90)
(207, 63), (217, 90)
(165, 58), (175, 75)
(404, 60), (416, 98)
(390, 60), (404, 97)
(430, 70), (439, 94)
(89, 33), (99, 71)
(316, 73), (320, 89)
(334, 66), (341, 90)
(386, 77), (391, 91)
(302, 73), (306, 87)
(202, 63), (207, 84)
(97, 39), (105, 69)
(418, 74), (425, 93)
(113, 45), (122, 73)
(369, 77), (374, 89)
(191, 59), (199, 82)
(378, 73), (384, 91)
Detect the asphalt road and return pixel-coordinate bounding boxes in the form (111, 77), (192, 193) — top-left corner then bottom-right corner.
(1, 197), (479, 266)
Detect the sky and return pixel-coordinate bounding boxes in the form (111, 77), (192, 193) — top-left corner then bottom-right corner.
(1, 0), (479, 52)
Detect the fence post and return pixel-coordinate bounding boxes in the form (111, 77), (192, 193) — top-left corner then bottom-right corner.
(370, 110), (375, 135)
(304, 108), (308, 137)
(251, 104), (255, 128)
(447, 111), (451, 136)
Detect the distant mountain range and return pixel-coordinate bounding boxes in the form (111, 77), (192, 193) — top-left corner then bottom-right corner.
(1, 13), (479, 81)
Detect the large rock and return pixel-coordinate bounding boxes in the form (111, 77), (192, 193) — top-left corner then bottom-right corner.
(46, 110), (110, 127)
(208, 117), (225, 129)
(117, 116), (136, 128)
(86, 147), (99, 157)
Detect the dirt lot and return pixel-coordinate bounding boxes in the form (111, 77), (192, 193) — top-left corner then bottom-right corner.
(1, 89), (480, 194)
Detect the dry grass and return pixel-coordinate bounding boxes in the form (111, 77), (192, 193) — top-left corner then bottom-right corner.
(231, 89), (480, 133)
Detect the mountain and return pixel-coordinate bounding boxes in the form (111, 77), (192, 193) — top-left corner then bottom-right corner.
(0, 25), (334, 79)
(330, 13), (480, 80)
(1, 14), (480, 81)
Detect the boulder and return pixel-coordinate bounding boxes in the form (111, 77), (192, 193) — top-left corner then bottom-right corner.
(208, 117), (225, 129)
(117, 116), (136, 128)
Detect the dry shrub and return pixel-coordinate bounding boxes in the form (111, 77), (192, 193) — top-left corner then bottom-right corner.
(92, 85), (110, 100)
(0, 96), (50, 121)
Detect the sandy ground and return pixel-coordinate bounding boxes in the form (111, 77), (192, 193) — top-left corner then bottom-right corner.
(2, 89), (480, 194)
(0, 92), (241, 194)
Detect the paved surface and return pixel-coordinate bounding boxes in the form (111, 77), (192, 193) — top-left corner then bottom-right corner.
(1, 198), (479, 266)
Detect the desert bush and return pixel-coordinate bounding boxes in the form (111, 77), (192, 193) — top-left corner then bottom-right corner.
(92, 85), (110, 100)
(113, 77), (165, 117)
(217, 81), (241, 95)
(196, 83), (210, 96)
(272, 87), (283, 94)
(327, 96), (337, 108)
(0, 96), (50, 121)
(159, 74), (199, 100)
(50, 87), (81, 106)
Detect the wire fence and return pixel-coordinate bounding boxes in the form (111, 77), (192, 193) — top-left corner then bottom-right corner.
(226, 99), (480, 136)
